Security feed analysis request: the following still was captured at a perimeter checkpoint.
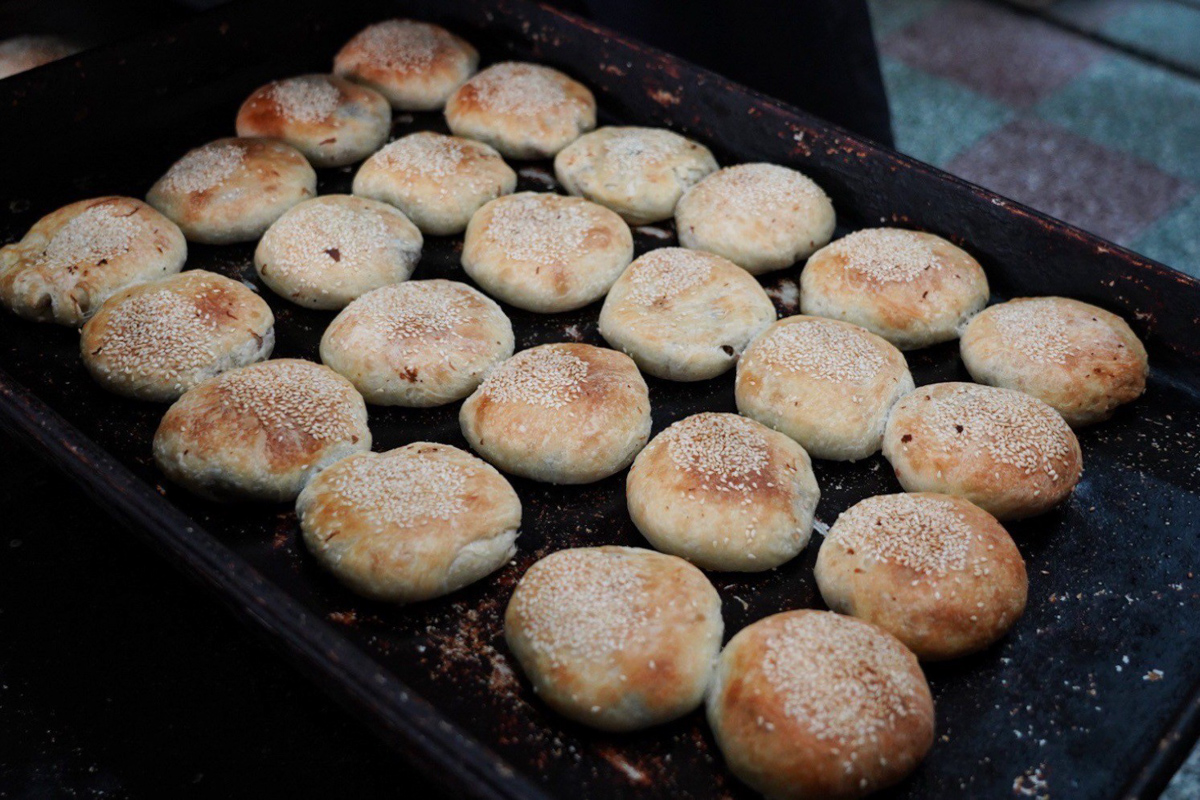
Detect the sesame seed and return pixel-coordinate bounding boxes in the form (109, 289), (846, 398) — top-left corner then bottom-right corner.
(466, 62), (572, 117)
(35, 202), (141, 272)
(479, 194), (596, 267)
(159, 141), (246, 195)
(830, 494), (972, 577)
(478, 345), (588, 409)
(987, 298), (1079, 366)
(367, 132), (503, 196)
(90, 284), (220, 383)
(266, 76), (341, 123)
(698, 163), (826, 216)
(319, 448), (468, 527)
(213, 361), (361, 443)
(625, 248), (712, 306)
(261, 199), (395, 292)
(665, 413), (769, 491)
(340, 20), (447, 73)
(752, 318), (886, 383)
(826, 229), (938, 283)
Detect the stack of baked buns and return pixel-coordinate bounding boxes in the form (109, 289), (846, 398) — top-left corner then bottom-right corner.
(0, 17), (1152, 799)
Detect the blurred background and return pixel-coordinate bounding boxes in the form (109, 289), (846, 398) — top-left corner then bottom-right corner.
(0, 1), (1197, 798)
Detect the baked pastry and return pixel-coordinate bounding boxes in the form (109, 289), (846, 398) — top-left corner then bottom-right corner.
(459, 343), (651, 484)
(960, 296), (1148, 427)
(505, 546), (722, 731)
(320, 279), (513, 406)
(81, 270), (274, 401)
(0, 35), (78, 79)
(462, 192), (632, 313)
(626, 413), (820, 571)
(815, 492), (1027, 660)
(553, 126), (718, 225)
(297, 442), (521, 603)
(882, 382), (1083, 520)
(253, 195), (422, 310)
(707, 610), (935, 800)
(146, 138), (316, 244)
(598, 248), (776, 381)
(445, 62), (596, 159)
(0, 196), (185, 326)
(352, 131), (516, 235)
(333, 19), (478, 110)
(800, 228), (989, 350)
(153, 359), (371, 502)
(235, 74), (390, 168)
(675, 163), (835, 275)
(735, 315), (914, 461)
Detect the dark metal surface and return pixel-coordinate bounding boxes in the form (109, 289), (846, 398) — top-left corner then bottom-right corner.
(1, 1), (1199, 798)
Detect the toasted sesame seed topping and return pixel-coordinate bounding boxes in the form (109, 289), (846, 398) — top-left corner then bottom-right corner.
(36, 202), (142, 272)
(988, 299), (1079, 366)
(480, 194), (597, 266)
(342, 281), (471, 343)
(263, 200), (392, 291)
(467, 62), (572, 116)
(825, 229), (938, 283)
(700, 163), (827, 215)
(342, 20), (448, 73)
(91, 286), (219, 383)
(319, 448), (467, 527)
(267, 76), (341, 123)
(513, 549), (649, 667)
(368, 132), (504, 198)
(760, 612), (926, 746)
(625, 248), (712, 305)
(160, 141), (246, 195)
(832, 494), (973, 577)
(666, 413), (769, 489)
(214, 361), (359, 442)
(478, 345), (588, 409)
(924, 384), (1073, 479)
(753, 319), (886, 383)
(600, 128), (681, 171)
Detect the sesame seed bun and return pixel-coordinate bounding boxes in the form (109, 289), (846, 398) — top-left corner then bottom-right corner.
(675, 163), (836, 276)
(882, 382), (1083, 520)
(445, 62), (596, 159)
(598, 248), (776, 382)
(81, 270), (274, 402)
(800, 228), (989, 350)
(462, 192), (633, 313)
(297, 442), (520, 603)
(459, 343), (651, 484)
(0, 196), (185, 326)
(736, 315), (914, 461)
(505, 546), (723, 731)
(320, 279), (514, 407)
(815, 493), (1028, 661)
(235, 74), (391, 168)
(254, 195), (422, 310)
(707, 610), (935, 800)
(153, 359), (371, 502)
(627, 413), (820, 571)
(146, 138), (316, 245)
(554, 126), (718, 226)
(333, 19), (478, 112)
(352, 132), (517, 236)
(960, 296), (1148, 428)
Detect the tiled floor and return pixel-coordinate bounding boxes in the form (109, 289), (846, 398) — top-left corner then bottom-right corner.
(871, 0), (1199, 279)
(869, 2), (1200, 797)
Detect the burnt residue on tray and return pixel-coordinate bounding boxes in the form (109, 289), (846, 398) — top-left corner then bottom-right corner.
(1, 1), (1199, 799)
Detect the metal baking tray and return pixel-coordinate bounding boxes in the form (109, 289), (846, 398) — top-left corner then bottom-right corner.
(2, 1), (1199, 798)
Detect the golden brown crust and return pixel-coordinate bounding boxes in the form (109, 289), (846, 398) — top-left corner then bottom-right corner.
(445, 62), (596, 159)
(815, 493), (1027, 660)
(707, 610), (934, 799)
(626, 413), (820, 571)
(153, 359), (371, 502)
(460, 343), (651, 484)
(800, 228), (989, 350)
(960, 296), (1148, 427)
(736, 315), (914, 461)
(235, 74), (390, 168)
(598, 248), (776, 381)
(505, 546), (722, 731)
(146, 138), (316, 245)
(297, 442), (521, 603)
(882, 382), (1083, 520)
(0, 196), (186, 326)
(333, 19), (478, 111)
(80, 270), (275, 402)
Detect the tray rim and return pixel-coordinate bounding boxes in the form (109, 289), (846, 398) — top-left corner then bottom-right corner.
(1, 1), (1198, 798)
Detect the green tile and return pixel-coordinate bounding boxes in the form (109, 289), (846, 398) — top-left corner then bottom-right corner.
(1035, 53), (1200, 182)
(1102, 0), (1200, 73)
(880, 57), (1014, 167)
(1131, 192), (1200, 279)
(868, 0), (948, 37)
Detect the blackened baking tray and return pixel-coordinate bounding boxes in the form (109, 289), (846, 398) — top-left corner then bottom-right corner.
(2, 1), (1199, 797)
